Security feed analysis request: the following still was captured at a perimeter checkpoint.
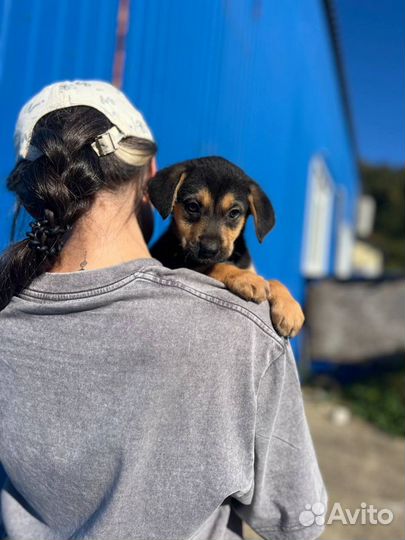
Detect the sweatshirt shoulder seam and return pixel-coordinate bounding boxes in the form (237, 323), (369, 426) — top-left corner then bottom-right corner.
(17, 268), (285, 349)
(136, 272), (285, 348)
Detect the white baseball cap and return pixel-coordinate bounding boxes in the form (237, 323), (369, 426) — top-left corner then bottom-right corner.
(14, 80), (155, 161)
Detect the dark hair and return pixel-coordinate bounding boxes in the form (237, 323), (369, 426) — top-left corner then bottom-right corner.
(0, 106), (157, 310)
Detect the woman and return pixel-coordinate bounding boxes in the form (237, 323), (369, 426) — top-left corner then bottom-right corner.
(0, 81), (326, 540)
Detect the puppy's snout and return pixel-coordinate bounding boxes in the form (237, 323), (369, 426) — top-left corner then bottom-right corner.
(198, 237), (221, 259)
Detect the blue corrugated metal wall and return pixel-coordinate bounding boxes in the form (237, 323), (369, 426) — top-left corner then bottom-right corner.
(0, 0), (120, 248)
(123, 0), (359, 301)
(0, 0), (359, 305)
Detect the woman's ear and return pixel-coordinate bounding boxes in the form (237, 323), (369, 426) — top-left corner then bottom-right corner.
(150, 156), (157, 178)
(148, 162), (190, 219)
(248, 181), (276, 242)
(142, 157), (158, 205)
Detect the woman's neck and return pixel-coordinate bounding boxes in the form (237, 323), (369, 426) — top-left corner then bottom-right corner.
(49, 191), (152, 273)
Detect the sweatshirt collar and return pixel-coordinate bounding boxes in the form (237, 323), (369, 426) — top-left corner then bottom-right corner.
(22, 257), (163, 295)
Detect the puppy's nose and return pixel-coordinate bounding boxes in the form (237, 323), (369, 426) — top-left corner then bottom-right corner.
(199, 238), (220, 258)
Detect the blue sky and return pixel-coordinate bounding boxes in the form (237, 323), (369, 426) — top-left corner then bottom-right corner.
(334, 0), (404, 167)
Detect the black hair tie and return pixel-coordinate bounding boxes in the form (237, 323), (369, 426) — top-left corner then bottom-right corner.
(26, 218), (72, 258)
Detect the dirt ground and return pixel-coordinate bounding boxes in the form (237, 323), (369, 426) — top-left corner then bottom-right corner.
(244, 388), (405, 540)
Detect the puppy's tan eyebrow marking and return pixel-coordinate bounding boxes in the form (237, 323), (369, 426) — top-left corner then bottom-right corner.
(195, 188), (212, 209)
(220, 193), (237, 213)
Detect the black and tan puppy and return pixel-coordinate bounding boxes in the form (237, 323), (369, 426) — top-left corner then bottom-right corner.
(148, 156), (304, 337)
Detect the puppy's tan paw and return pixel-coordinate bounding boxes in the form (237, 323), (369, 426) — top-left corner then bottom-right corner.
(225, 272), (270, 303)
(270, 297), (305, 338)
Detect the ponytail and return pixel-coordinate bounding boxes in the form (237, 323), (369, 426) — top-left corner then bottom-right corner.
(0, 106), (157, 310)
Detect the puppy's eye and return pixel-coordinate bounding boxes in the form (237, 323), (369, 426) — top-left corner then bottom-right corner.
(228, 208), (242, 220)
(185, 201), (200, 214)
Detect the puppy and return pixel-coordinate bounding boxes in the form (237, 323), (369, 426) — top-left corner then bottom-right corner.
(148, 156), (304, 337)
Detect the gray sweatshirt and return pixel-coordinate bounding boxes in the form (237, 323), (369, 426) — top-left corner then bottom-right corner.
(0, 257), (326, 540)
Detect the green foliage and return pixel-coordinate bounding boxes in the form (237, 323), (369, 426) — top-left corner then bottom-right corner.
(342, 366), (405, 437)
(360, 163), (405, 272)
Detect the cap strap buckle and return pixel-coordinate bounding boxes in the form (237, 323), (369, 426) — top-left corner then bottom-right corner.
(91, 126), (124, 157)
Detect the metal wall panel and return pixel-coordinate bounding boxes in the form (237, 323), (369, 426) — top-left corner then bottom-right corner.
(123, 0), (359, 302)
(0, 0), (120, 249)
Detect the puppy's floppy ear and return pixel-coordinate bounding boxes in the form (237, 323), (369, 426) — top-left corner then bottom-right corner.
(148, 163), (190, 219)
(247, 181), (276, 242)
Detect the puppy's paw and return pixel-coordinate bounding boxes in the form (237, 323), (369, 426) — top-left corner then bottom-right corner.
(267, 280), (305, 338)
(270, 296), (305, 338)
(226, 272), (270, 303)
